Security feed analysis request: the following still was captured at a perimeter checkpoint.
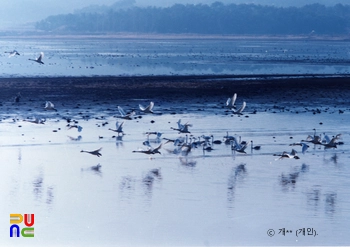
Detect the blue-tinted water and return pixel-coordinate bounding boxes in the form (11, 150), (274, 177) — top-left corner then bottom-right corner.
(0, 38), (350, 246)
(1, 38), (350, 77)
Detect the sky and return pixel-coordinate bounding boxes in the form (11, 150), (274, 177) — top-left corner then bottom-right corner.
(0, 0), (348, 30)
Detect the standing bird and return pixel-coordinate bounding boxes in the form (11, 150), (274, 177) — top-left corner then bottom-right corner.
(14, 92), (21, 103)
(81, 148), (102, 157)
(45, 101), (57, 111)
(29, 52), (44, 64)
(139, 101), (154, 114)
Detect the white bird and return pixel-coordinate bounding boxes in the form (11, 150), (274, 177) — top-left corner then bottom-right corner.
(24, 117), (46, 124)
(29, 52), (44, 64)
(171, 120), (192, 134)
(322, 134), (341, 149)
(5, 50), (20, 57)
(232, 101), (246, 115)
(231, 137), (249, 154)
(118, 106), (135, 120)
(139, 101), (154, 113)
(108, 121), (124, 136)
(274, 149), (300, 160)
(45, 101), (57, 111)
(132, 143), (162, 155)
(226, 93), (237, 109)
(289, 142), (309, 154)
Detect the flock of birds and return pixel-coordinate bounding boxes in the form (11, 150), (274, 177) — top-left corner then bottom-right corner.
(5, 50), (45, 64)
(43, 92), (343, 171)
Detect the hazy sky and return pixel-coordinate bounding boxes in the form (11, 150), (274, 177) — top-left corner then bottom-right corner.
(0, 0), (347, 29)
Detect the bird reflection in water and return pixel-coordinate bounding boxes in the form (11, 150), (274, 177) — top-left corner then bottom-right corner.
(142, 168), (162, 193)
(227, 163), (247, 205)
(325, 192), (337, 216)
(81, 164), (102, 176)
(280, 163), (309, 191)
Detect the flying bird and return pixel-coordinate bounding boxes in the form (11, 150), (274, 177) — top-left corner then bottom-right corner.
(226, 93), (237, 109)
(231, 101), (246, 115)
(29, 52), (44, 64)
(81, 148), (102, 157)
(117, 106), (135, 120)
(45, 101), (57, 111)
(5, 50), (20, 57)
(108, 121), (124, 136)
(274, 149), (300, 160)
(139, 101), (154, 114)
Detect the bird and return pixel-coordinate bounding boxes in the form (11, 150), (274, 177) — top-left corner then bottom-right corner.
(24, 117), (46, 124)
(44, 101), (57, 111)
(108, 121), (124, 136)
(139, 101), (154, 113)
(322, 134), (341, 149)
(117, 106), (135, 120)
(226, 93), (237, 109)
(91, 163), (102, 171)
(14, 92), (21, 103)
(5, 50), (20, 57)
(171, 119), (192, 133)
(29, 52), (44, 64)
(231, 137), (249, 154)
(132, 143), (162, 155)
(231, 101), (246, 115)
(274, 149), (300, 160)
(301, 129), (322, 145)
(250, 140), (261, 150)
(81, 148), (102, 157)
(289, 142), (309, 154)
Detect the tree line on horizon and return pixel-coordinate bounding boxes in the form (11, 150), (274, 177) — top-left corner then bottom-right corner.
(35, 2), (350, 35)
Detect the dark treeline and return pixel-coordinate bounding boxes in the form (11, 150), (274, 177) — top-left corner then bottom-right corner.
(35, 2), (350, 35)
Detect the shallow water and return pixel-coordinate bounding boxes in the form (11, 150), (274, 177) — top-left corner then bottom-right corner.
(1, 102), (350, 246)
(1, 38), (350, 77)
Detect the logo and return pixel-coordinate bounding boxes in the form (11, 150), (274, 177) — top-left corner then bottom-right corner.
(10, 214), (35, 237)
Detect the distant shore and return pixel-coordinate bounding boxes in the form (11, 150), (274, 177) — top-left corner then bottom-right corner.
(1, 33), (350, 41)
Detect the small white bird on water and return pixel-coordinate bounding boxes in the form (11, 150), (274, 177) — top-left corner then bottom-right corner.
(29, 52), (44, 64)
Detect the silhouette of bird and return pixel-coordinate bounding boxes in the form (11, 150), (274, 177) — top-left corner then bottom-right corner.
(14, 92), (21, 103)
(29, 52), (44, 64)
(81, 148), (102, 157)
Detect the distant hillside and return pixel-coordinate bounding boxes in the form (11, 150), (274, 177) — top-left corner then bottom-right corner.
(35, 2), (350, 35)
